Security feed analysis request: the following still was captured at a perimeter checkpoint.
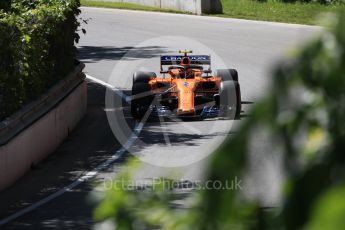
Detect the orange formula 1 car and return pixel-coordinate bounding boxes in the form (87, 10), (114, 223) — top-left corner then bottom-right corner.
(131, 50), (241, 120)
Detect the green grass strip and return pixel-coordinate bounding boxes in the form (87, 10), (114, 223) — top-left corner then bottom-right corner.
(81, 0), (345, 25)
(219, 0), (345, 25)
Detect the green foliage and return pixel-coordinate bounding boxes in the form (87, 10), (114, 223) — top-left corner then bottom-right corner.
(305, 185), (345, 230)
(0, 0), (11, 12)
(0, 0), (81, 120)
(94, 11), (345, 230)
(94, 161), (202, 230)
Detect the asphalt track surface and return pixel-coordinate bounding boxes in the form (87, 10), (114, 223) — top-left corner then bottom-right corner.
(0, 7), (320, 229)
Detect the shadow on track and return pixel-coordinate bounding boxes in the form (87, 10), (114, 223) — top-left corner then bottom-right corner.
(0, 82), (123, 230)
(78, 45), (169, 63)
(0, 81), (253, 229)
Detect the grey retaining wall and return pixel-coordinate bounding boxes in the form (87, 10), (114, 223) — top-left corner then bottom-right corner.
(92, 0), (223, 14)
(0, 63), (87, 191)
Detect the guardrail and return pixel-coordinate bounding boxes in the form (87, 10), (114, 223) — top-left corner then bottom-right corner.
(0, 62), (85, 146)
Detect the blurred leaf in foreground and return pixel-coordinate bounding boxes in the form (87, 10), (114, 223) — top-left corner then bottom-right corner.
(94, 10), (345, 230)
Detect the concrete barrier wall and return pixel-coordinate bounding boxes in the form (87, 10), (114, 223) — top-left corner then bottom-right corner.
(0, 80), (87, 191)
(125, 0), (160, 8)
(92, 0), (222, 14)
(161, 0), (200, 14)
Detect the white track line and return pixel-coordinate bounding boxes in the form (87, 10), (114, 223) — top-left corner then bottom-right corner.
(0, 75), (143, 226)
(85, 74), (130, 102)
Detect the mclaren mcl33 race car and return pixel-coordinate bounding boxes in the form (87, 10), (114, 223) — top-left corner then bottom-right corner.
(130, 50), (242, 120)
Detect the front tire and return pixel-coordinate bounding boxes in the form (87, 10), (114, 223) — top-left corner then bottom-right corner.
(219, 80), (242, 119)
(216, 69), (238, 82)
(131, 82), (153, 119)
(133, 71), (156, 84)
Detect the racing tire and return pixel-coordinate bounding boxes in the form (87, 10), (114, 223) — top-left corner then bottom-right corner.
(219, 81), (242, 119)
(216, 69), (238, 82)
(131, 82), (153, 119)
(133, 71), (156, 84)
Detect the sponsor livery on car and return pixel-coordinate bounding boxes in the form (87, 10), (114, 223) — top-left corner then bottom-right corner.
(160, 55), (211, 65)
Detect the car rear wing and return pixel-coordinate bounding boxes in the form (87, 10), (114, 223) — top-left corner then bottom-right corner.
(160, 55), (211, 66)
